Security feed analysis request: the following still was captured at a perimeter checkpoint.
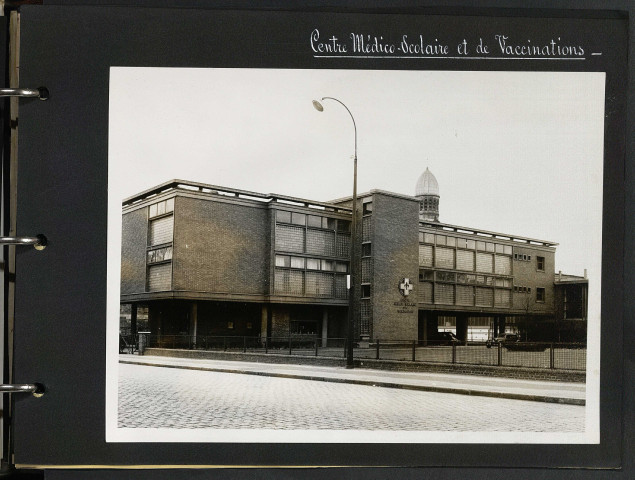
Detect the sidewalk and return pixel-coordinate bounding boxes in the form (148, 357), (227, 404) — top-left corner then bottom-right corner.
(119, 354), (586, 406)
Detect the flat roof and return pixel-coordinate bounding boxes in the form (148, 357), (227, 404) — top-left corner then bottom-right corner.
(122, 179), (352, 214)
(420, 221), (558, 247)
(122, 180), (558, 247)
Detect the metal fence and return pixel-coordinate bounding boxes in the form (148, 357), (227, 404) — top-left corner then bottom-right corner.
(122, 334), (586, 371)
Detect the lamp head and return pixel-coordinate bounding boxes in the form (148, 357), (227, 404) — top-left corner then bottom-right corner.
(312, 100), (324, 112)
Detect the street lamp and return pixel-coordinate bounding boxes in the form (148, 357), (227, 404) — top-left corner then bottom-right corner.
(313, 97), (358, 369)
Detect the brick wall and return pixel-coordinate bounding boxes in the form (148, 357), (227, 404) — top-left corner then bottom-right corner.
(172, 196), (269, 296)
(512, 246), (556, 315)
(369, 192), (419, 341)
(121, 208), (148, 294)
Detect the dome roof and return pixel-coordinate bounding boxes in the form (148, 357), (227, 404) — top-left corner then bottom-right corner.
(415, 167), (439, 196)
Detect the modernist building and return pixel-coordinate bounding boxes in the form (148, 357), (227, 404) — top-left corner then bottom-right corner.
(120, 170), (583, 344)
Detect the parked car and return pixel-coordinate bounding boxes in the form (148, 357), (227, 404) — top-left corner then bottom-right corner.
(486, 333), (519, 348)
(428, 331), (460, 346)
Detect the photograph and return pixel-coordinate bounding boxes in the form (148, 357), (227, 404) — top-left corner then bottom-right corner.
(105, 67), (604, 444)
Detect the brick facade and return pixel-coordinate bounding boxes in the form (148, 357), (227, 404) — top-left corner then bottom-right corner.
(366, 192), (419, 341)
(120, 180), (577, 345)
(172, 196), (269, 297)
(121, 207), (148, 294)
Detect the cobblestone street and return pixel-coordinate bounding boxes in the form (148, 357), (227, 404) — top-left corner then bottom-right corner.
(118, 363), (584, 432)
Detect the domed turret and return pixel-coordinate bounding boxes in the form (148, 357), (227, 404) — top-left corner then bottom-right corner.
(415, 167), (440, 222)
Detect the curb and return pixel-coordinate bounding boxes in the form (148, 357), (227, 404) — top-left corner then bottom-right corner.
(119, 360), (585, 406)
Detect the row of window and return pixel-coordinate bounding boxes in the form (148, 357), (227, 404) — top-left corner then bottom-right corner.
(275, 224), (350, 257)
(149, 198), (175, 219)
(275, 255), (348, 273)
(276, 210), (351, 233)
(419, 282), (512, 308)
(420, 232), (513, 255)
(274, 268), (348, 298)
(419, 270), (513, 288)
(419, 244), (512, 275)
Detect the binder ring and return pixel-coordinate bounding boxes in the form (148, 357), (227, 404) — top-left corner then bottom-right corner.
(0, 87), (49, 100)
(0, 234), (47, 250)
(0, 384), (45, 397)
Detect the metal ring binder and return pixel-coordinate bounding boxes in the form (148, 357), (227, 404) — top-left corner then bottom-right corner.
(0, 87), (48, 100)
(0, 384), (45, 397)
(0, 234), (47, 250)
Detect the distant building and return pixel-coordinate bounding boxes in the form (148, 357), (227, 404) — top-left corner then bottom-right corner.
(120, 170), (587, 345)
(553, 272), (589, 342)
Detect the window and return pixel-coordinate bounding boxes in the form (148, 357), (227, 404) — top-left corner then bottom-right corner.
(361, 284), (371, 298)
(335, 262), (348, 273)
(147, 246), (172, 264)
(276, 210), (291, 223)
(363, 202), (373, 215)
(362, 243), (372, 257)
(148, 198), (174, 219)
(275, 225), (304, 253)
(275, 255), (290, 267)
(321, 260), (334, 271)
(435, 247), (454, 269)
(419, 270), (434, 281)
(324, 217), (336, 230)
(149, 216), (174, 246)
(337, 220), (351, 233)
(536, 287), (545, 302)
(290, 257), (305, 269)
(291, 212), (306, 226)
(306, 258), (320, 270)
(537, 256), (545, 271)
(307, 215), (322, 228)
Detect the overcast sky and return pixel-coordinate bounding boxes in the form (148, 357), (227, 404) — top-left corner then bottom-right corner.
(109, 68), (605, 278)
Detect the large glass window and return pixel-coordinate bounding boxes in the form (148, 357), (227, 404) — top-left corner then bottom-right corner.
(476, 252), (494, 273)
(456, 249), (474, 271)
(435, 247), (454, 269)
(419, 244), (433, 267)
(148, 216), (174, 246)
(306, 229), (335, 256)
(148, 263), (172, 291)
(275, 225), (304, 253)
(495, 255), (512, 275)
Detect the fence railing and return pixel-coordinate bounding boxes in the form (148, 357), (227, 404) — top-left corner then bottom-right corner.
(122, 334), (586, 371)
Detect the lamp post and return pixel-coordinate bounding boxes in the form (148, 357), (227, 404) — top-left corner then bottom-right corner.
(313, 97), (357, 369)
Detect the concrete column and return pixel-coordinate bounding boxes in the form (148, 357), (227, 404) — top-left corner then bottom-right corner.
(493, 316), (499, 337)
(189, 302), (198, 345)
(422, 312), (428, 347)
(261, 305), (269, 342)
(456, 314), (468, 345)
(321, 307), (328, 347)
(130, 304), (138, 336)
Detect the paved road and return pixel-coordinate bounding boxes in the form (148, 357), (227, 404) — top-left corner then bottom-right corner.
(118, 363), (584, 432)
